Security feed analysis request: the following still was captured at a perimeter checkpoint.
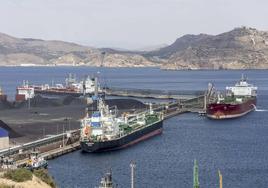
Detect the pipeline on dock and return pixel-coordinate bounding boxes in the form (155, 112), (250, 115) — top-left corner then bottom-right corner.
(0, 89), (206, 167)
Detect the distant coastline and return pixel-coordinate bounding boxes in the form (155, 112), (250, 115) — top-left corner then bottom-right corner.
(1, 65), (268, 71)
(1, 26), (268, 69)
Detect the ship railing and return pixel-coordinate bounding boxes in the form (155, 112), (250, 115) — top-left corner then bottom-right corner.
(106, 87), (204, 96)
(126, 110), (161, 123)
(120, 117), (162, 138)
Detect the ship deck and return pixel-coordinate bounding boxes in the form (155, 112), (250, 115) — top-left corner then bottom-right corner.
(216, 95), (254, 105)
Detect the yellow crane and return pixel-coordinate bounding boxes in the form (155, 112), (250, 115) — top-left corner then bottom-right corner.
(218, 170), (222, 188)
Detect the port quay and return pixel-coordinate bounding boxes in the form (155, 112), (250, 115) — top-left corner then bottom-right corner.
(0, 69), (263, 188)
(0, 87), (205, 166)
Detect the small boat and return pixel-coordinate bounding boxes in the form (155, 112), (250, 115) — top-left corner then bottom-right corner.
(26, 151), (48, 170)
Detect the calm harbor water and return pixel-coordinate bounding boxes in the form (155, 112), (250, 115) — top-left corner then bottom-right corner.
(0, 67), (268, 188)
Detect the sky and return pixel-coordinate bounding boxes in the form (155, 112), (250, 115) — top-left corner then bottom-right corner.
(0, 0), (268, 50)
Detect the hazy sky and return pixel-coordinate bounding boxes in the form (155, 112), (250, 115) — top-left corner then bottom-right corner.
(0, 0), (268, 49)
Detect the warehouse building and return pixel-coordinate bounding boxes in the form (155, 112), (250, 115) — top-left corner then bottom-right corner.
(0, 128), (9, 149)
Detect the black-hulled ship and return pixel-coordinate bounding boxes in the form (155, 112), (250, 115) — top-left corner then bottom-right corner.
(80, 98), (163, 153)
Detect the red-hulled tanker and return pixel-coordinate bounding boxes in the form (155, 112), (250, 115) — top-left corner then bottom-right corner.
(206, 75), (257, 119)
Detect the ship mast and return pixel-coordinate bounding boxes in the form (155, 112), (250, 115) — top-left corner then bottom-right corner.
(241, 73), (245, 81)
(193, 159), (200, 188)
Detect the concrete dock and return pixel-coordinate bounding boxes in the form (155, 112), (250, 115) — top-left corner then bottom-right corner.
(16, 142), (80, 167)
(0, 89), (205, 166)
(106, 87), (204, 100)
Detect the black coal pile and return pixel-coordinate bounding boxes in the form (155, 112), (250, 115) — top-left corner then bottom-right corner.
(15, 95), (62, 108)
(88, 99), (146, 111)
(62, 95), (85, 106)
(14, 95), (86, 109)
(0, 120), (22, 138)
(0, 100), (13, 110)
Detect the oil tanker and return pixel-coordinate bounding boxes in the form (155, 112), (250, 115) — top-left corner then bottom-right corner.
(80, 98), (163, 152)
(16, 74), (100, 99)
(34, 74), (99, 96)
(206, 75), (257, 119)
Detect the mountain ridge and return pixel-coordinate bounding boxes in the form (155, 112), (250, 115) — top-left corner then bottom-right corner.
(146, 27), (268, 69)
(0, 32), (155, 67)
(1, 27), (268, 69)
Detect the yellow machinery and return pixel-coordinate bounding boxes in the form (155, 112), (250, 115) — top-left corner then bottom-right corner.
(218, 170), (222, 188)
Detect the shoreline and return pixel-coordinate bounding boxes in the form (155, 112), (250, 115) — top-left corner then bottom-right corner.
(0, 65), (267, 70)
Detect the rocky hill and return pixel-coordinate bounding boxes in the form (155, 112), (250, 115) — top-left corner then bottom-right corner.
(0, 33), (156, 67)
(1, 27), (268, 69)
(146, 27), (268, 69)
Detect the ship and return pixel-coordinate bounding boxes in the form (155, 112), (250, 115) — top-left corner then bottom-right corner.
(17, 74), (100, 98)
(206, 75), (257, 119)
(15, 80), (35, 102)
(80, 97), (163, 152)
(0, 86), (7, 101)
(98, 170), (115, 188)
(25, 151), (48, 170)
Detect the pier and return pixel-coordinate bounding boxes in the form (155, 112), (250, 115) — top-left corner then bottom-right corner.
(106, 87), (204, 100)
(0, 88), (206, 167)
(15, 142), (80, 167)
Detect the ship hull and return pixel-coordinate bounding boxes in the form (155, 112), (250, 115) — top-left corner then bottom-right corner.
(34, 88), (103, 97)
(80, 120), (163, 153)
(34, 89), (83, 97)
(206, 97), (256, 119)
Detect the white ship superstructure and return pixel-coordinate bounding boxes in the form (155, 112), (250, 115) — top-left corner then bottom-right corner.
(31, 74), (100, 96)
(226, 75), (257, 97)
(80, 98), (120, 142)
(16, 80), (35, 101)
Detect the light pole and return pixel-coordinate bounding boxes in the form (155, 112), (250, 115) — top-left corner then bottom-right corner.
(62, 123), (65, 148)
(68, 118), (71, 131)
(27, 90), (31, 109)
(130, 161), (136, 188)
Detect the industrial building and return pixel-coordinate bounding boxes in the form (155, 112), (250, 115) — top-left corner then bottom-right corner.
(0, 128), (9, 149)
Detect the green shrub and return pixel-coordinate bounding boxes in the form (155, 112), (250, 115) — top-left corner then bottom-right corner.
(3, 169), (33, 182)
(33, 169), (56, 188)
